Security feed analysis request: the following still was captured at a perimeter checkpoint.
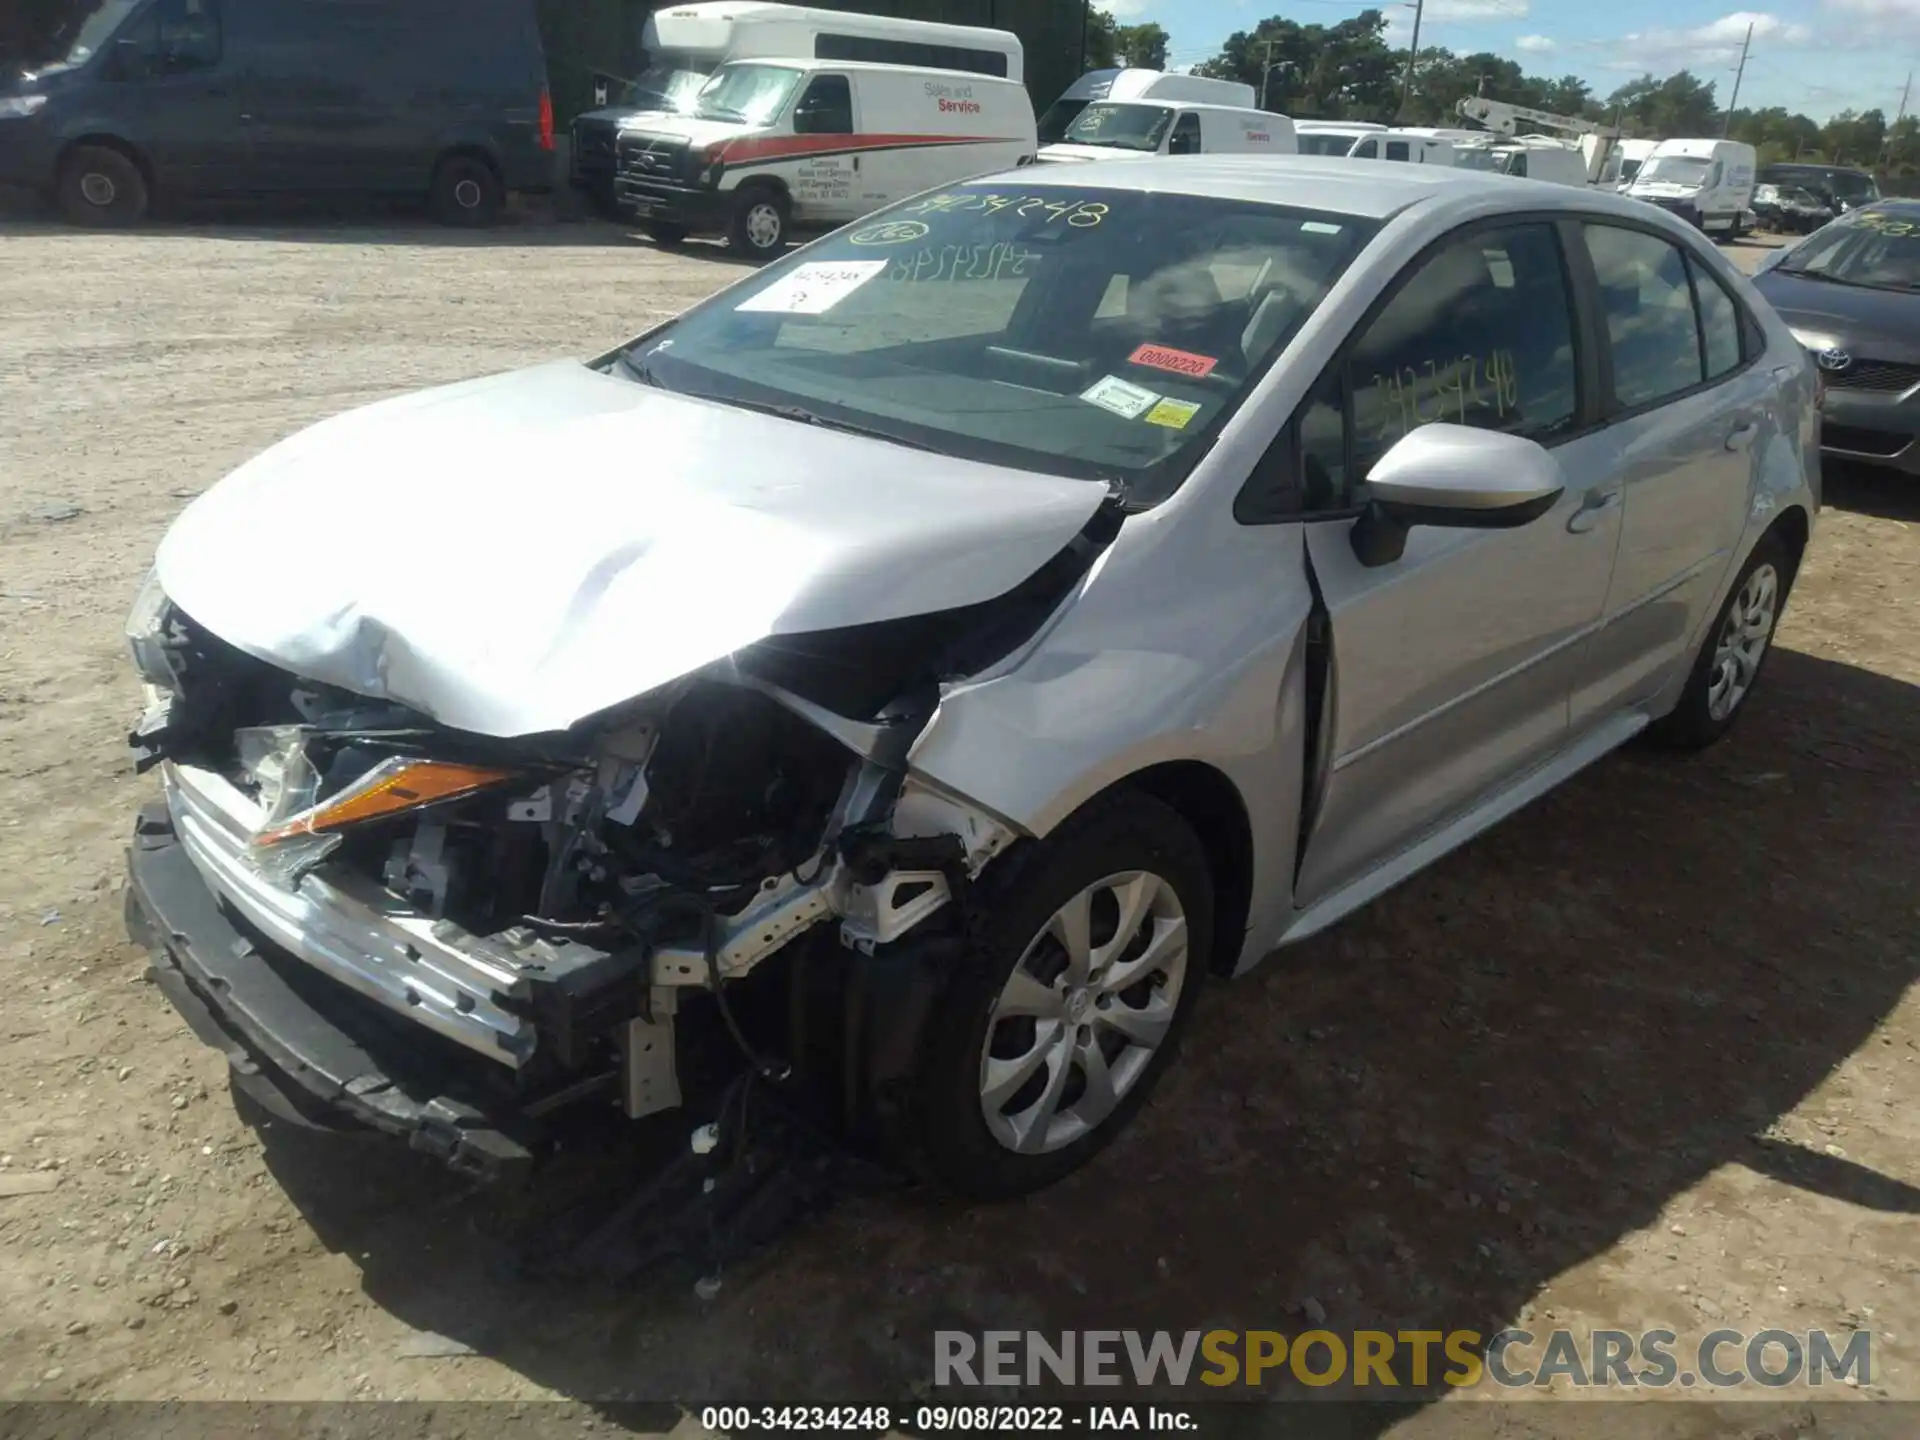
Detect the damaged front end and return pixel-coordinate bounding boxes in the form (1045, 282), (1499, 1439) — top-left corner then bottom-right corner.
(120, 497), (1118, 1177)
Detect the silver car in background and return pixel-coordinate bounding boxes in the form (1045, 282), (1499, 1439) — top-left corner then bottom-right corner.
(123, 157), (1819, 1200)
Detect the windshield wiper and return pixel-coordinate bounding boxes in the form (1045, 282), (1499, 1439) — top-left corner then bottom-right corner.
(701, 393), (942, 452)
(1773, 267), (1877, 288)
(613, 351), (665, 386)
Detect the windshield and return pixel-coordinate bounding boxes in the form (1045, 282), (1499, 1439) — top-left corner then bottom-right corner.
(1063, 103), (1174, 152)
(26, 0), (142, 72)
(1297, 132), (1363, 157)
(1638, 155), (1712, 186)
(1774, 208), (1920, 291)
(624, 58), (712, 113)
(690, 63), (801, 125)
(1037, 96), (1092, 145)
(615, 185), (1377, 506)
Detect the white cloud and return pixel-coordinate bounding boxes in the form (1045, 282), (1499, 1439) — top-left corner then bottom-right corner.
(1514, 33), (1557, 51)
(1102, 0), (1152, 16)
(1425, 0), (1532, 18)
(1602, 10), (1812, 69)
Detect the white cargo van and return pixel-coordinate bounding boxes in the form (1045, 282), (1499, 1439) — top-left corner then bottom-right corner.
(1036, 68), (1256, 145)
(1454, 136), (1589, 186)
(1624, 138), (1757, 236)
(1037, 101), (1295, 162)
(1346, 130), (1456, 166)
(611, 59), (1036, 258)
(1293, 121), (1385, 157)
(572, 2), (1023, 216)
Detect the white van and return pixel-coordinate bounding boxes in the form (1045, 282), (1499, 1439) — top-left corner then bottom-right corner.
(572, 2), (1022, 215)
(639, 1), (1021, 104)
(1036, 68), (1256, 145)
(1624, 138), (1757, 236)
(1293, 121), (1385, 157)
(611, 59), (1036, 258)
(1037, 102), (1295, 163)
(1454, 136), (1589, 186)
(1346, 130), (1456, 166)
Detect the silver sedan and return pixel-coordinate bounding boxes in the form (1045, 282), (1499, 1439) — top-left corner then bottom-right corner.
(123, 156), (1819, 1199)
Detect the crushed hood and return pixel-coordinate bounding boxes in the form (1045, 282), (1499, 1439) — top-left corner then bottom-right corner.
(156, 362), (1107, 738)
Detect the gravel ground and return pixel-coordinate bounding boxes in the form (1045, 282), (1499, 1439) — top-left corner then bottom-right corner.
(2, 208), (1918, 1434)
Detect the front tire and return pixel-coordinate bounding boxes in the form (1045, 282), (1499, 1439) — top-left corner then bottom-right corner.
(429, 154), (504, 228)
(896, 791), (1213, 1201)
(57, 145), (148, 228)
(1648, 534), (1790, 750)
(725, 187), (788, 260)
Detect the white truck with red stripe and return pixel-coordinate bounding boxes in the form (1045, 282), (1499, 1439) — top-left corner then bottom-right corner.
(613, 58), (1035, 259)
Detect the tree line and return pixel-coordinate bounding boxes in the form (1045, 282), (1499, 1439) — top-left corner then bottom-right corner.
(1086, 7), (1919, 174)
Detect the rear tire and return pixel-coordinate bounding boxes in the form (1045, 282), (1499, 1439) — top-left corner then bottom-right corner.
(725, 187), (788, 261)
(57, 145), (148, 228)
(1647, 534), (1790, 750)
(890, 791), (1213, 1201)
(429, 154), (504, 228)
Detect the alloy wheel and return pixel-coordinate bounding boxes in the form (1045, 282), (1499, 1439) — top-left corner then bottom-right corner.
(745, 202), (782, 251)
(978, 870), (1189, 1155)
(1708, 562), (1779, 721)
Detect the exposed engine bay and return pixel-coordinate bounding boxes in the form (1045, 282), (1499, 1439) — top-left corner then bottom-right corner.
(123, 498), (1120, 1160)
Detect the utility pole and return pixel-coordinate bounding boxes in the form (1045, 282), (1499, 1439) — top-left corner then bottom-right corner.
(1398, 0), (1425, 119)
(1722, 20), (1753, 136)
(1886, 70), (1912, 164)
(1261, 37), (1278, 111)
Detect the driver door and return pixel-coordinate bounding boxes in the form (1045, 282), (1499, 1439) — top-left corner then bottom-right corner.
(787, 72), (862, 225)
(1286, 219), (1625, 906)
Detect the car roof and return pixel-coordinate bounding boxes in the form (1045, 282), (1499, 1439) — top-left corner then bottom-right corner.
(979, 154), (1655, 222)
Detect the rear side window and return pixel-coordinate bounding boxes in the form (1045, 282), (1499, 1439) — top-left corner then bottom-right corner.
(814, 33), (1009, 78)
(1296, 222), (1578, 506)
(1689, 256), (1744, 381)
(1386, 141), (1410, 162)
(1583, 224), (1702, 411)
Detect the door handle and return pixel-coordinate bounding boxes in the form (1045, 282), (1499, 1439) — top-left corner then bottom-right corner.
(1566, 490), (1622, 534)
(1725, 420), (1760, 452)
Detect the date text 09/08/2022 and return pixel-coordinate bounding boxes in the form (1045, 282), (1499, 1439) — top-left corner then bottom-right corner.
(698, 1406), (1197, 1433)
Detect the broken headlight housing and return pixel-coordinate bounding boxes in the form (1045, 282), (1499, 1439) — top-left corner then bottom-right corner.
(126, 568), (178, 692)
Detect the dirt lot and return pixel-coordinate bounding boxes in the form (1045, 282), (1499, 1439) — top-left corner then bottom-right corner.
(2, 208), (1918, 1431)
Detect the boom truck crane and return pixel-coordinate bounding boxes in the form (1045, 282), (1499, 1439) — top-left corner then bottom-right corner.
(1456, 96), (1627, 186)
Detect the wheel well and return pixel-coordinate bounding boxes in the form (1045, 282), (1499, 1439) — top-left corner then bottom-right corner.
(1118, 762), (1254, 978)
(732, 175), (790, 205)
(58, 135), (152, 191)
(433, 145), (502, 182)
(1767, 504), (1812, 588)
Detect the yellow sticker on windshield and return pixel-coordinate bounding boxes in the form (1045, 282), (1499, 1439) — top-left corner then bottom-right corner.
(1144, 398), (1203, 430)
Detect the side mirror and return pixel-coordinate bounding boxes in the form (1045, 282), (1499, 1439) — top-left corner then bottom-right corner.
(1349, 423), (1564, 567)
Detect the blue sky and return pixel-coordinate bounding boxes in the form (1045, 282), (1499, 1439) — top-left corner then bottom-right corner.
(1110, 0), (1920, 121)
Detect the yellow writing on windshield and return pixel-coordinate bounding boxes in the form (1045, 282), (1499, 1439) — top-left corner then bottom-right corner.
(903, 193), (1110, 226)
(1853, 211), (1916, 236)
(1365, 350), (1519, 444)
(885, 242), (1040, 283)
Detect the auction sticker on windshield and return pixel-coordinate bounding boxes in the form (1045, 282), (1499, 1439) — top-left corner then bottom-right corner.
(736, 261), (889, 315)
(1081, 375), (1160, 420)
(1130, 344), (1218, 379)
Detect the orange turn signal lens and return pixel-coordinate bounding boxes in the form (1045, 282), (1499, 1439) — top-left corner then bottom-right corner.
(253, 758), (519, 847)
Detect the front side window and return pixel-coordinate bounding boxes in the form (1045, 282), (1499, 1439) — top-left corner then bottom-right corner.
(116, 0), (221, 75)
(1167, 113), (1203, 156)
(1064, 103), (1175, 154)
(1352, 138), (1379, 159)
(691, 63), (802, 125)
(1583, 224), (1704, 410)
(31, 0), (143, 72)
(618, 186), (1377, 507)
(793, 74), (852, 135)
(1296, 223), (1578, 506)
